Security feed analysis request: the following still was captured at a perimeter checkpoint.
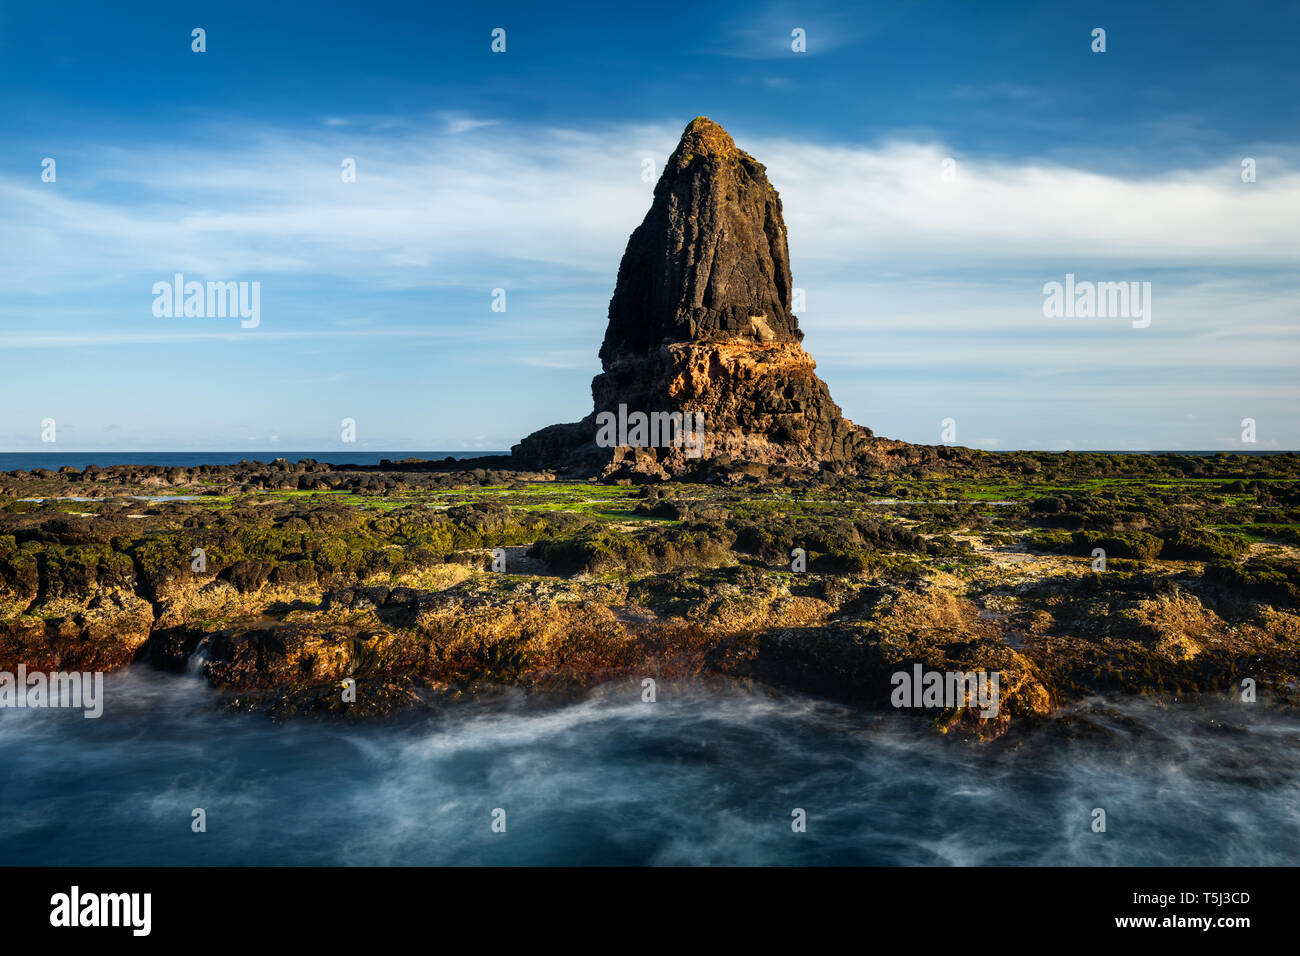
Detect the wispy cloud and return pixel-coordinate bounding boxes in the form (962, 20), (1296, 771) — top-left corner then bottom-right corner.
(4, 120), (1296, 297)
(436, 111), (500, 135)
(711, 2), (873, 58)
(0, 328), (470, 350)
(2, 116), (1297, 449)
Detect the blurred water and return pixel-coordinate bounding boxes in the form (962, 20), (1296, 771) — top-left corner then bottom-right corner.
(0, 669), (1296, 866)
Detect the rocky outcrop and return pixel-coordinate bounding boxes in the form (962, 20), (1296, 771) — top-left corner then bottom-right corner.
(598, 116), (804, 359)
(5, 462), (1300, 730)
(513, 116), (943, 479)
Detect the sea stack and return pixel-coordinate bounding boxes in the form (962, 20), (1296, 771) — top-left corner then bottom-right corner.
(513, 116), (926, 479)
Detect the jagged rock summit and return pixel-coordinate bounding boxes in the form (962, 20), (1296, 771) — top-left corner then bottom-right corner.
(512, 116), (940, 480)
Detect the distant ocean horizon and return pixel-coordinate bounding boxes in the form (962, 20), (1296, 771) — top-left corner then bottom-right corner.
(0, 451), (509, 471)
(0, 448), (1293, 472)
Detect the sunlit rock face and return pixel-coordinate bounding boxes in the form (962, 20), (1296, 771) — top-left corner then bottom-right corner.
(513, 117), (943, 480)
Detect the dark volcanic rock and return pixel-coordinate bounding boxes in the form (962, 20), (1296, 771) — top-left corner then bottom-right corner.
(599, 117), (803, 361)
(513, 116), (952, 479)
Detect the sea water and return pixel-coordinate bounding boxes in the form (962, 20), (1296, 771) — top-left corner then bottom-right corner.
(0, 668), (1296, 866)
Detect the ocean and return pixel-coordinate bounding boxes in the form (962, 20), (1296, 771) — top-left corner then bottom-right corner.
(0, 451), (507, 471)
(0, 670), (1295, 865)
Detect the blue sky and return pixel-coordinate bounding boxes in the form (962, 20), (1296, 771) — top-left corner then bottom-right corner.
(1, 0), (1297, 452)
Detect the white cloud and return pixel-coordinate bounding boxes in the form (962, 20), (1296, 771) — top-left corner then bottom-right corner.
(2, 116), (1297, 448)
(436, 112), (501, 135)
(3, 119), (1295, 299)
(711, 3), (873, 58)
(768, 140), (1300, 268)
(0, 328), (469, 350)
